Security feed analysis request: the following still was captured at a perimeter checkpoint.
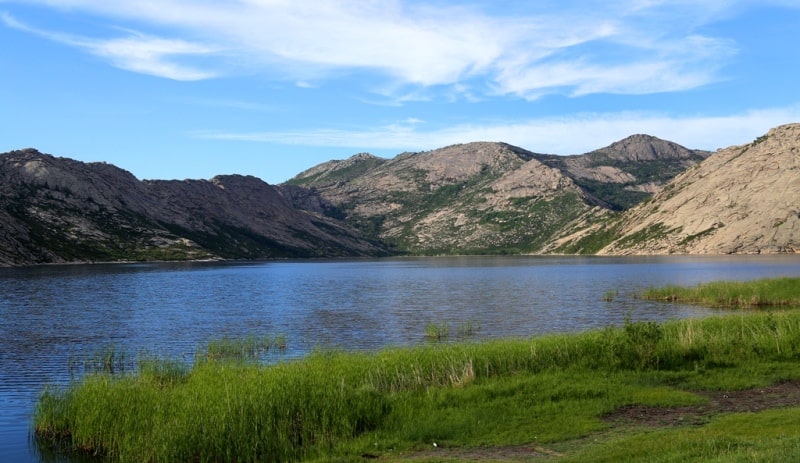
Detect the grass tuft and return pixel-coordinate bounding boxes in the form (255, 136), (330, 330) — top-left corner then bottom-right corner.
(424, 322), (450, 342)
(202, 334), (287, 362)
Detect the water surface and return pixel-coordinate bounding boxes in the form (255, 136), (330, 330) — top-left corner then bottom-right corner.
(2, 255), (800, 461)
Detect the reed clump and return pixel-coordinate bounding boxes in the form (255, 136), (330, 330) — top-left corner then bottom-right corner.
(68, 346), (134, 376)
(425, 321), (479, 342)
(203, 334), (287, 361)
(424, 321), (450, 341)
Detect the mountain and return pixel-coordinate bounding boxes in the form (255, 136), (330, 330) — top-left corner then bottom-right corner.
(540, 134), (711, 210)
(0, 149), (386, 266)
(587, 123), (799, 255)
(286, 136), (708, 254)
(4, 126), (782, 266)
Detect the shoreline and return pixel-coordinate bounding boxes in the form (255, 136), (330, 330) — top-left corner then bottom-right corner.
(3, 248), (799, 269)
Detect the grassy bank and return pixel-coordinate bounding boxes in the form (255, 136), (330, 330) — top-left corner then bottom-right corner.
(35, 279), (800, 462)
(642, 276), (800, 308)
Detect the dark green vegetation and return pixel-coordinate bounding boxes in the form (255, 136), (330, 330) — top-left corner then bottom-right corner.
(35, 277), (800, 462)
(570, 157), (705, 211)
(612, 223), (676, 250)
(569, 177), (650, 210)
(643, 277), (800, 308)
(551, 219), (621, 255)
(475, 193), (588, 253)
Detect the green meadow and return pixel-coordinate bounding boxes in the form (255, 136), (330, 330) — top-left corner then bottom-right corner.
(34, 277), (800, 462)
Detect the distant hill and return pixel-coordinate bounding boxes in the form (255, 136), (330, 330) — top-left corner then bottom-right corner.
(286, 136), (710, 254)
(0, 149), (386, 266)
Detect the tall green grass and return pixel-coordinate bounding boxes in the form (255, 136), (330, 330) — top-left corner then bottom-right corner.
(34, 308), (800, 462)
(642, 276), (800, 308)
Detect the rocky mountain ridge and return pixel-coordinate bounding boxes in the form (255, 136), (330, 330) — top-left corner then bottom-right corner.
(287, 135), (710, 254)
(0, 149), (386, 266)
(2, 124), (796, 266)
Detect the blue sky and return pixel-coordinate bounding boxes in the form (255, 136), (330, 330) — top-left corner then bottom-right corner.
(1, 1), (799, 184)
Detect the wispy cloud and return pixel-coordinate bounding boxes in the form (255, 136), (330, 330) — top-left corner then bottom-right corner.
(90, 34), (218, 81)
(1, 12), (218, 81)
(194, 105), (800, 154)
(0, 1), (760, 96)
(495, 33), (736, 99)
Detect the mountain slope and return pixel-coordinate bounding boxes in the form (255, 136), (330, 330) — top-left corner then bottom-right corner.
(287, 137), (707, 254)
(291, 142), (572, 253)
(0, 149), (386, 266)
(592, 124), (800, 254)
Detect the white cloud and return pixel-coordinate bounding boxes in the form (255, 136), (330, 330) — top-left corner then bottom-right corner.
(1, 0), (753, 95)
(1, 12), (217, 80)
(194, 105), (800, 154)
(89, 34), (218, 81)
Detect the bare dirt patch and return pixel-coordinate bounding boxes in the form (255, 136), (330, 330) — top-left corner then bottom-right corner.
(603, 379), (800, 427)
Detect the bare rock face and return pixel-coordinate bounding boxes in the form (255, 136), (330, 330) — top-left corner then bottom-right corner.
(0, 150), (386, 266)
(599, 123), (800, 255)
(487, 156), (574, 198)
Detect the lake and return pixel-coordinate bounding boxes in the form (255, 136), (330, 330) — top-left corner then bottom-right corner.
(2, 255), (800, 461)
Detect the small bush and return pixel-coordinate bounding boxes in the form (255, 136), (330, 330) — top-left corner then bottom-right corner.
(619, 315), (664, 370)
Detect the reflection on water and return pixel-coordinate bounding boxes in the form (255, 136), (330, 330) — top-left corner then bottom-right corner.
(2, 255), (800, 461)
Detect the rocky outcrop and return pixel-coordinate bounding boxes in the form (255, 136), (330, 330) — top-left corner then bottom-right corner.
(0, 149), (386, 266)
(596, 124), (800, 255)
